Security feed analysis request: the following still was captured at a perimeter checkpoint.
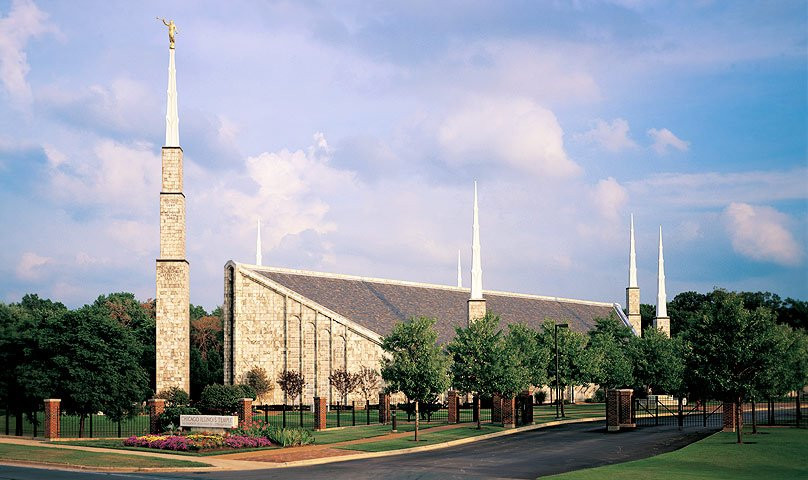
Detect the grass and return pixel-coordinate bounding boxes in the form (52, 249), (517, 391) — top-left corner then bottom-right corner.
(0, 443), (210, 468)
(545, 427), (808, 480)
(338, 425), (505, 452)
(312, 422), (445, 444)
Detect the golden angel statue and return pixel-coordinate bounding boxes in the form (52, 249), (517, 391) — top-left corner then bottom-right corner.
(158, 17), (178, 49)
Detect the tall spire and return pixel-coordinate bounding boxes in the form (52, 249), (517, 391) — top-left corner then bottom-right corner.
(656, 225), (667, 318)
(457, 248), (462, 288)
(629, 214), (638, 288)
(164, 47), (179, 147)
(470, 181), (483, 300)
(256, 218), (263, 266)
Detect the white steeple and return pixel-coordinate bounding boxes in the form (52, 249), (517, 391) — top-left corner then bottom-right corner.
(256, 218), (263, 266)
(656, 225), (667, 318)
(164, 48), (179, 147)
(470, 181), (483, 300)
(629, 214), (638, 288)
(457, 248), (462, 288)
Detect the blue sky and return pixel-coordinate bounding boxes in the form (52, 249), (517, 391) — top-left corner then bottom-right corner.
(0, 0), (805, 311)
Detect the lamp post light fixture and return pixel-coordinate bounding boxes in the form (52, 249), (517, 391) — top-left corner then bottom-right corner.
(554, 323), (569, 419)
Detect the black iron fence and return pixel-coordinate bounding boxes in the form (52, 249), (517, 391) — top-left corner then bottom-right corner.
(633, 391), (806, 430)
(2, 406), (149, 438)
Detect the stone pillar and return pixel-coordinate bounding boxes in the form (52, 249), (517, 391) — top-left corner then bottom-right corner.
(654, 316), (671, 337)
(722, 402), (736, 432)
(237, 398), (252, 428)
(156, 145), (191, 395)
(148, 398), (166, 434)
(467, 299), (486, 325)
(379, 393), (390, 424)
(606, 389), (620, 432)
(448, 391), (459, 423)
(314, 397), (327, 430)
(520, 392), (534, 425)
(618, 389), (635, 428)
(492, 394), (503, 424)
(43, 399), (60, 439)
(626, 287), (641, 335)
(501, 396), (515, 428)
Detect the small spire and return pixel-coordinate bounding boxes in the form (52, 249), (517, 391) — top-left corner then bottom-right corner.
(629, 214), (638, 288)
(457, 248), (462, 288)
(164, 48), (179, 147)
(656, 225), (667, 318)
(256, 218), (263, 266)
(470, 181), (483, 300)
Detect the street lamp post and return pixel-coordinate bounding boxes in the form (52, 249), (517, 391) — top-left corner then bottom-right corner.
(554, 323), (568, 419)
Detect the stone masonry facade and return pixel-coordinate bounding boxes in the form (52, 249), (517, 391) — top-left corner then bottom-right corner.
(156, 146), (190, 394)
(626, 286), (641, 334)
(224, 262), (385, 406)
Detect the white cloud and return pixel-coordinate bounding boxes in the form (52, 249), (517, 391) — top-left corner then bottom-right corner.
(591, 177), (628, 220)
(0, 0), (55, 104)
(648, 127), (689, 154)
(438, 97), (582, 177)
(576, 118), (637, 152)
(16, 251), (51, 280)
(723, 202), (803, 266)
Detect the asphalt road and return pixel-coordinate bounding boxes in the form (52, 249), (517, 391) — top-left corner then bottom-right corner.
(0, 421), (716, 480)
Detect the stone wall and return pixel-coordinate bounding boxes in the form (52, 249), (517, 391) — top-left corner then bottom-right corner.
(224, 263), (385, 406)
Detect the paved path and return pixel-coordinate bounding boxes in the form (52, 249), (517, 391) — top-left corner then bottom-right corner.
(0, 422), (716, 479)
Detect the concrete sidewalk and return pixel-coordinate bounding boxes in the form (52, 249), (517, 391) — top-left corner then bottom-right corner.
(0, 417), (604, 472)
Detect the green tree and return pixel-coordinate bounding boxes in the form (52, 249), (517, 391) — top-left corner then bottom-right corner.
(587, 315), (635, 389)
(381, 316), (450, 441)
(539, 320), (592, 405)
(39, 304), (150, 436)
(640, 303), (656, 332)
(632, 327), (683, 395)
(245, 367), (274, 404)
(190, 314), (224, 400)
(505, 322), (550, 389)
(682, 289), (783, 444)
(197, 383), (256, 414)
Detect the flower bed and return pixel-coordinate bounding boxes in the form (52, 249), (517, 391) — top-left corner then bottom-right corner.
(123, 433), (271, 452)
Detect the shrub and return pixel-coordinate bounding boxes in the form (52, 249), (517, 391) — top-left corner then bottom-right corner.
(399, 401), (442, 421)
(156, 387), (190, 407)
(231, 419), (314, 447)
(198, 384), (256, 414)
(593, 388), (606, 403)
(245, 367), (274, 402)
(534, 390), (547, 405)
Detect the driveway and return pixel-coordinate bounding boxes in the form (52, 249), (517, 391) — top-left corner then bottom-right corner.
(0, 421), (716, 480)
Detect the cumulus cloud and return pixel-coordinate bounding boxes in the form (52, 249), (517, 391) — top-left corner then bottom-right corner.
(576, 118), (637, 152)
(591, 177), (628, 220)
(723, 202), (803, 266)
(648, 127), (689, 154)
(16, 251), (51, 280)
(0, 0), (55, 104)
(438, 97), (581, 177)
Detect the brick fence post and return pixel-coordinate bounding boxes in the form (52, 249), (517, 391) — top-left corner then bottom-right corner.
(606, 389), (620, 432)
(618, 389), (635, 428)
(148, 398), (166, 434)
(447, 391), (459, 423)
(43, 399), (60, 439)
(379, 393), (390, 424)
(501, 396), (515, 428)
(314, 397), (327, 430)
(492, 394), (503, 424)
(722, 401), (736, 432)
(238, 398), (253, 428)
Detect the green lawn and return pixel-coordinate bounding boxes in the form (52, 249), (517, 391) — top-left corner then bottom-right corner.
(312, 422), (446, 444)
(338, 425), (505, 452)
(546, 427), (808, 480)
(0, 443), (210, 468)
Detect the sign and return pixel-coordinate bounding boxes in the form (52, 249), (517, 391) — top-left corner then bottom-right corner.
(180, 415), (238, 429)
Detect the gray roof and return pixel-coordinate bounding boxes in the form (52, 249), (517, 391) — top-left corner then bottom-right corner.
(251, 267), (618, 344)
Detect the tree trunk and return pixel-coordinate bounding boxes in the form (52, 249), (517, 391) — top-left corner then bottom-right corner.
(751, 400), (757, 434)
(476, 395), (481, 430)
(735, 398), (743, 444)
(414, 401), (419, 442)
(79, 414), (86, 439)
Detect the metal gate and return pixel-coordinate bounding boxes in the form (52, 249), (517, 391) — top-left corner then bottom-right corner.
(633, 398), (724, 429)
